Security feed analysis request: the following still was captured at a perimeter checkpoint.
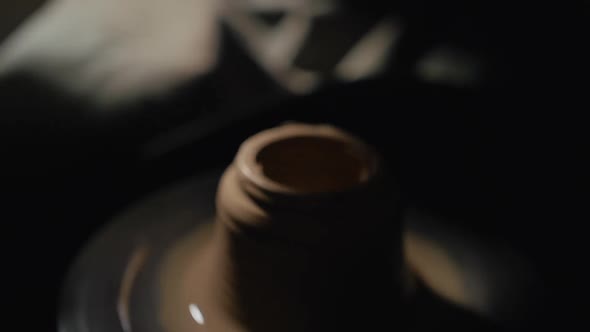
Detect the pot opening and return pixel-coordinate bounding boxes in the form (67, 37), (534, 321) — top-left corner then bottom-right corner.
(255, 136), (372, 193)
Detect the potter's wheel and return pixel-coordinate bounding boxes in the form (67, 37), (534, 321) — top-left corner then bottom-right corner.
(59, 169), (532, 332)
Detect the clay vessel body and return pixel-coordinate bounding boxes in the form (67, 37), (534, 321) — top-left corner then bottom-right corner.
(159, 124), (402, 332)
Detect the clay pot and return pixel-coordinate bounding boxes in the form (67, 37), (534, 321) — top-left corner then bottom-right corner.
(159, 123), (402, 332)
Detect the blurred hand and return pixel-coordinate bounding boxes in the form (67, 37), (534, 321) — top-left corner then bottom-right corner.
(0, 0), (220, 108)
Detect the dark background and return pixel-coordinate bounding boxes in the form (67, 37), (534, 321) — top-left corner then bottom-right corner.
(1, 1), (587, 331)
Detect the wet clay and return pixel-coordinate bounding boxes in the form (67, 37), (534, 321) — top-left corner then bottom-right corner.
(159, 124), (401, 332)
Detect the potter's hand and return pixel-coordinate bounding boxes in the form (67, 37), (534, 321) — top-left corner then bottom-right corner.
(0, 0), (220, 108)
